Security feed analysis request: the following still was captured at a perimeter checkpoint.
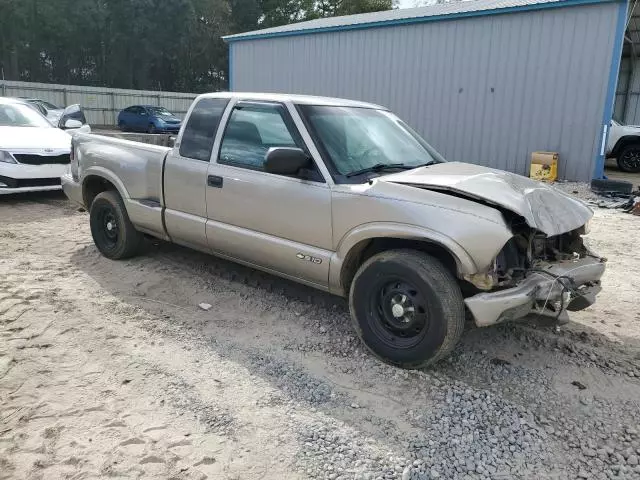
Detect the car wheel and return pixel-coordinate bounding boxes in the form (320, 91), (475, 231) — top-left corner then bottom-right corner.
(349, 249), (465, 369)
(118, 121), (128, 132)
(617, 145), (640, 173)
(148, 124), (157, 134)
(89, 190), (143, 260)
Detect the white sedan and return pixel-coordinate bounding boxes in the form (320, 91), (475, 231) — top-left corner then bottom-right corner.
(0, 97), (88, 194)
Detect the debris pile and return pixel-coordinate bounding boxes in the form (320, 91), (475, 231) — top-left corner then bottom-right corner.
(588, 179), (640, 214)
(554, 179), (640, 214)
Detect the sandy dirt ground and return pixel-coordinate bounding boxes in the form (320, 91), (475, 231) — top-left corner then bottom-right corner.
(1, 192), (639, 480)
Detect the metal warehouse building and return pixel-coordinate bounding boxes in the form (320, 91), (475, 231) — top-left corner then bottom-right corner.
(223, 0), (630, 182)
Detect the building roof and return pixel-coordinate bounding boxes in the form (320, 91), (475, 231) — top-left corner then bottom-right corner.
(223, 0), (613, 42)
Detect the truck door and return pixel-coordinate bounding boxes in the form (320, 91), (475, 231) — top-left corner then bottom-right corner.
(163, 97), (229, 251)
(205, 100), (332, 289)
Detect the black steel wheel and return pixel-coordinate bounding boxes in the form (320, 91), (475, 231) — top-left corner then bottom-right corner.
(89, 190), (143, 259)
(368, 278), (430, 349)
(617, 145), (640, 173)
(349, 250), (465, 369)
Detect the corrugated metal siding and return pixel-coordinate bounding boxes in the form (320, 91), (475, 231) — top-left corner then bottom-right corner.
(232, 3), (619, 181)
(615, 57), (640, 124)
(0, 80), (196, 126)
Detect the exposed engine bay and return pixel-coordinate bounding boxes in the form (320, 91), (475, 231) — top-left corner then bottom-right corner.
(463, 215), (606, 323)
(493, 220), (591, 288)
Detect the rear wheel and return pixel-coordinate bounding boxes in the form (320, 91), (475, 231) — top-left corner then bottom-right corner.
(349, 249), (465, 369)
(89, 190), (143, 259)
(617, 144), (640, 173)
(118, 121), (128, 132)
(148, 124), (157, 134)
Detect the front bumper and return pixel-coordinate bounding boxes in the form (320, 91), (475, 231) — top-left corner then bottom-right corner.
(158, 124), (181, 133)
(61, 173), (84, 206)
(465, 256), (606, 327)
(0, 163), (67, 194)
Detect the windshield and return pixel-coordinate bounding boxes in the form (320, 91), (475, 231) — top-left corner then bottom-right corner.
(299, 105), (441, 178)
(149, 107), (173, 116)
(0, 103), (53, 128)
(34, 100), (61, 110)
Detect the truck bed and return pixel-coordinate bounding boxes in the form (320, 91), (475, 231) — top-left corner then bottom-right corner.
(73, 132), (171, 206)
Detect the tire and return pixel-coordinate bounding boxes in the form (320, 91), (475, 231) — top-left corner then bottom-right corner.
(89, 190), (143, 259)
(349, 249), (465, 369)
(118, 121), (128, 132)
(148, 124), (157, 134)
(590, 178), (633, 195)
(617, 144), (640, 173)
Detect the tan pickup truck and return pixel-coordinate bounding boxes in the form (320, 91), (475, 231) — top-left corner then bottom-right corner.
(62, 92), (605, 369)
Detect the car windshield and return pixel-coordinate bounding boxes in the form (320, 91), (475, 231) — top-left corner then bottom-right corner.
(149, 107), (173, 116)
(299, 105), (441, 177)
(0, 103), (53, 128)
(35, 100), (61, 110)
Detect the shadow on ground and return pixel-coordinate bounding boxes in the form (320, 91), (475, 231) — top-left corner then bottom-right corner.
(69, 237), (640, 417)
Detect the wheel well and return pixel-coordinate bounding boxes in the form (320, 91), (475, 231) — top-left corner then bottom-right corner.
(83, 176), (117, 209)
(611, 136), (640, 158)
(340, 237), (459, 294)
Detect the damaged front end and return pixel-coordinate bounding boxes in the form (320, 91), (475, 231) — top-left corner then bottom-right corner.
(464, 217), (606, 327)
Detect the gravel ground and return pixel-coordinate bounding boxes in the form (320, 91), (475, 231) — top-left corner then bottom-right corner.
(1, 191), (639, 480)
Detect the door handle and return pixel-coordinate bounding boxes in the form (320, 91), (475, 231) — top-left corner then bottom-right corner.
(207, 175), (223, 188)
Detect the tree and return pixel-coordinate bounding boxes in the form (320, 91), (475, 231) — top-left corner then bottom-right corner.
(0, 0), (394, 92)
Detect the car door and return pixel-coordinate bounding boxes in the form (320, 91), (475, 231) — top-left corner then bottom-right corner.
(119, 107), (132, 128)
(125, 106), (139, 130)
(163, 97), (230, 251)
(205, 100), (333, 288)
(136, 107), (150, 132)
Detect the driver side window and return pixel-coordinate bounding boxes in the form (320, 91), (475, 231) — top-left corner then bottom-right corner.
(219, 105), (299, 171)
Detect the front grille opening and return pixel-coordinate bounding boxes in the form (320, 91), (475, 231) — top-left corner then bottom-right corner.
(0, 175), (61, 188)
(14, 154), (70, 165)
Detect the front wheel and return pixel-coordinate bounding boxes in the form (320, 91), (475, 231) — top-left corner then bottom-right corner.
(617, 145), (640, 173)
(89, 190), (143, 259)
(349, 250), (465, 369)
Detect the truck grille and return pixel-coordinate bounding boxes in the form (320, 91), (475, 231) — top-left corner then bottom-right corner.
(14, 154), (71, 165)
(0, 175), (61, 188)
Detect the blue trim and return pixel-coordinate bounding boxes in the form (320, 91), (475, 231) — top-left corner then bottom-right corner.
(228, 42), (234, 91)
(594, 0), (627, 179)
(224, 0), (616, 43)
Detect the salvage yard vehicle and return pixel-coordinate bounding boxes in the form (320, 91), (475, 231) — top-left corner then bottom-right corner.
(0, 97), (89, 194)
(22, 98), (66, 125)
(117, 105), (182, 134)
(606, 119), (640, 173)
(62, 92), (606, 368)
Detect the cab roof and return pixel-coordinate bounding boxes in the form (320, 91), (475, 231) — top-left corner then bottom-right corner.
(197, 92), (387, 110)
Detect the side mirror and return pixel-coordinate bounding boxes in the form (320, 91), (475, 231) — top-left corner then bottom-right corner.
(64, 119), (83, 129)
(58, 104), (87, 130)
(264, 147), (311, 175)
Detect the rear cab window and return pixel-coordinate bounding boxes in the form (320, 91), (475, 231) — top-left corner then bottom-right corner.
(179, 98), (229, 162)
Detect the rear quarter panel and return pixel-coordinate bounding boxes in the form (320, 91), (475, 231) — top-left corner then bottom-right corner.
(75, 133), (171, 236)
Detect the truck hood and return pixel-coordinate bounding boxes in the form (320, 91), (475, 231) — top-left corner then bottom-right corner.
(381, 162), (592, 236)
(0, 126), (71, 152)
